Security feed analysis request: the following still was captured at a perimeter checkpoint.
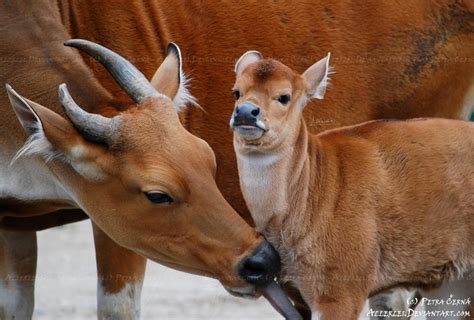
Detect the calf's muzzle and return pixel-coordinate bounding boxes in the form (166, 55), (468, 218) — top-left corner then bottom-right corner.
(232, 103), (263, 127)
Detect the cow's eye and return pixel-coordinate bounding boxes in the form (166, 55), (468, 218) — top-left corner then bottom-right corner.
(277, 94), (291, 105)
(232, 90), (241, 100)
(144, 191), (174, 204)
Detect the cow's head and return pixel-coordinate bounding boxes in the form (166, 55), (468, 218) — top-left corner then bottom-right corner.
(6, 40), (280, 292)
(230, 51), (331, 151)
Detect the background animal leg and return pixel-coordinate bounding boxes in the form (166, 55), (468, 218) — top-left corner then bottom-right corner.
(92, 222), (147, 320)
(0, 229), (37, 320)
(421, 274), (474, 320)
(368, 288), (419, 319)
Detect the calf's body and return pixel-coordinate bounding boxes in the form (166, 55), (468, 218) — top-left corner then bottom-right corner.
(231, 54), (474, 319)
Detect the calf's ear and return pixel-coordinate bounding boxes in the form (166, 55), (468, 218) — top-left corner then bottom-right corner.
(302, 52), (332, 100)
(235, 51), (263, 76)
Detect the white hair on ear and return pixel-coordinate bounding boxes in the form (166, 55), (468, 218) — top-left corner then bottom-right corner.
(10, 123), (62, 166)
(173, 72), (200, 112)
(7, 85), (106, 181)
(169, 42), (199, 112)
(9, 123), (106, 181)
(6, 86), (62, 166)
(313, 52), (334, 100)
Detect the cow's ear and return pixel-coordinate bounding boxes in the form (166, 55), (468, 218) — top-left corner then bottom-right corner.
(150, 42), (196, 110)
(302, 52), (332, 100)
(6, 84), (44, 136)
(6, 85), (109, 180)
(235, 51), (263, 76)
(6, 84), (76, 148)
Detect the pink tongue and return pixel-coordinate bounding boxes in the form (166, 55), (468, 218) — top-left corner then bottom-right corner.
(261, 281), (303, 320)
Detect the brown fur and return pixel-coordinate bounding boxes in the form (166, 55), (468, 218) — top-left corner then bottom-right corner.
(6, 90), (264, 287)
(92, 223), (147, 294)
(233, 57), (474, 319)
(1, 0), (473, 316)
(256, 60), (277, 80)
(58, 0), (474, 223)
(0, 2), (268, 312)
(0, 0), (471, 224)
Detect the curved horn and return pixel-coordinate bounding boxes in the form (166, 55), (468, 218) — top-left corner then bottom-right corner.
(64, 39), (158, 103)
(58, 84), (120, 145)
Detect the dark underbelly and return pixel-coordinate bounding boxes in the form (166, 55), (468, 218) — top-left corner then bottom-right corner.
(0, 209), (88, 231)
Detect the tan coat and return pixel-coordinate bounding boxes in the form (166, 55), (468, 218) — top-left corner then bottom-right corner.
(232, 55), (474, 319)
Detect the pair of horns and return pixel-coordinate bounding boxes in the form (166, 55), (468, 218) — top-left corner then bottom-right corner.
(61, 39), (179, 144)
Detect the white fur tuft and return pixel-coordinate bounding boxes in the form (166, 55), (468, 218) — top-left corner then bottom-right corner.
(9, 125), (106, 181)
(169, 42), (200, 111)
(10, 125), (61, 166)
(173, 72), (200, 111)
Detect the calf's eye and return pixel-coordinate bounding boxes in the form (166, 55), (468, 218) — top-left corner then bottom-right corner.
(277, 94), (291, 105)
(145, 191), (174, 204)
(232, 90), (241, 100)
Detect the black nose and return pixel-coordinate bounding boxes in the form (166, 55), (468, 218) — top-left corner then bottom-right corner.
(233, 103), (261, 126)
(238, 241), (281, 287)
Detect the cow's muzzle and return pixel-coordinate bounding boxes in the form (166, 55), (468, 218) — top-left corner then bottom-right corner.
(238, 240), (281, 287)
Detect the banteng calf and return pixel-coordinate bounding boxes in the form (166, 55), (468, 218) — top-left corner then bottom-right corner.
(230, 51), (474, 319)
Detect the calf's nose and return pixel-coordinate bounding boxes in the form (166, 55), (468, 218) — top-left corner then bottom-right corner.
(233, 103), (261, 126)
(238, 240), (281, 287)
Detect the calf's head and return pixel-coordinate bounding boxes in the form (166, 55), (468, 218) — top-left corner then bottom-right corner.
(230, 51), (331, 150)
(6, 40), (280, 291)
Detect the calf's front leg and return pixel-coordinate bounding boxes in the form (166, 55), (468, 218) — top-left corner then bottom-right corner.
(311, 291), (367, 320)
(92, 223), (147, 320)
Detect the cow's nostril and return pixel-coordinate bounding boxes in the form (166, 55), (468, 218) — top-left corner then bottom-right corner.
(235, 107), (240, 114)
(244, 258), (266, 273)
(251, 108), (260, 117)
(238, 241), (281, 287)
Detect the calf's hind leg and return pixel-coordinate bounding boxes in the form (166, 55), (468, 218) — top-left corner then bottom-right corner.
(0, 229), (37, 320)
